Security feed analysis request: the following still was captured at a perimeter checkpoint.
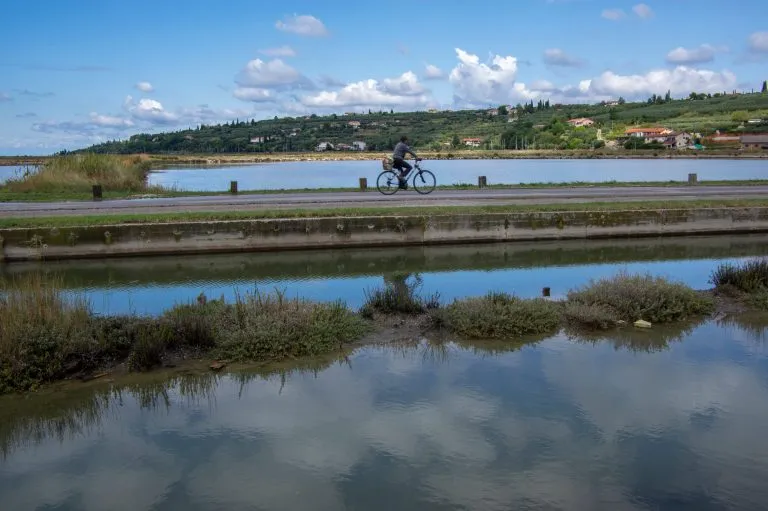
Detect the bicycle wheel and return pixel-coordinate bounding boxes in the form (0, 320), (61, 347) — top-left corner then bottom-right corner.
(377, 170), (400, 195)
(412, 169), (436, 195)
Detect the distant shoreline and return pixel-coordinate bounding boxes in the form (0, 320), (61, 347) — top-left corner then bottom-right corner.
(1, 149), (766, 167)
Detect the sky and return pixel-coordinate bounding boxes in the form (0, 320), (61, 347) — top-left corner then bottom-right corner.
(0, 0), (767, 155)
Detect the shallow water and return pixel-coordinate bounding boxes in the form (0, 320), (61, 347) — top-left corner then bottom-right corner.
(2, 235), (767, 315)
(2, 316), (768, 510)
(0, 165), (31, 184)
(147, 159), (768, 191)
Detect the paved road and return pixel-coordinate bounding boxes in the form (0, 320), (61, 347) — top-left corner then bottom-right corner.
(1, 186), (766, 217)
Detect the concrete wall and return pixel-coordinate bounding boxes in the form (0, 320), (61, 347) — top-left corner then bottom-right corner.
(2, 207), (768, 262)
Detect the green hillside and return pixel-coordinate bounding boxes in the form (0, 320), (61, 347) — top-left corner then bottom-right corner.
(80, 91), (768, 154)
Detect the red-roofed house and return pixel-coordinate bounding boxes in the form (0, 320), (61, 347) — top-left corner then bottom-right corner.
(462, 137), (482, 147)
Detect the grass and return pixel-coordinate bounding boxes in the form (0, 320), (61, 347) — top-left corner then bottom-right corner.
(566, 272), (714, 325)
(710, 258), (768, 310)
(1, 154), (160, 195)
(0, 266), (758, 395)
(360, 273), (439, 317)
(2, 199), (768, 229)
(437, 292), (561, 339)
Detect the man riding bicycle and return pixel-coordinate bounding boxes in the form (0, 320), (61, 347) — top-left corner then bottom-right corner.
(392, 136), (421, 189)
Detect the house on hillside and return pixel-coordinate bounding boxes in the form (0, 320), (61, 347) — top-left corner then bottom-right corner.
(352, 141), (367, 151)
(567, 118), (594, 127)
(316, 142), (333, 151)
(625, 127), (672, 138)
(663, 132), (692, 150)
(741, 134), (768, 150)
(348, 121), (361, 128)
(462, 137), (482, 147)
(250, 136), (265, 144)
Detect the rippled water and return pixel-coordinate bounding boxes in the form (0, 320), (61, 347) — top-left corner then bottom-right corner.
(3, 235), (767, 315)
(147, 159), (768, 191)
(2, 315), (768, 510)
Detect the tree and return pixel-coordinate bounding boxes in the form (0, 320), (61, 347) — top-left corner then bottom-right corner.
(618, 97), (626, 105)
(451, 134), (461, 148)
(762, 80), (767, 93)
(664, 90), (672, 103)
(497, 105), (508, 116)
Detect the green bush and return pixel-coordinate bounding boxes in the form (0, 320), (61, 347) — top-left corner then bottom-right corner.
(439, 292), (561, 339)
(360, 274), (439, 317)
(710, 259), (768, 293)
(563, 302), (619, 330)
(566, 273), (713, 323)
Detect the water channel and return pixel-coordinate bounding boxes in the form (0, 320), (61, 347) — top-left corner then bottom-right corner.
(146, 159), (768, 191)
(2, 235), (768, 510)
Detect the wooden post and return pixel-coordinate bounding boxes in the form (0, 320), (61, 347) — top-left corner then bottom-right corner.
(92, 184), (102, 201)
(478, 176), (487, 188)
(359, 177), (368, 191)
(542, 287), (551, 297)
(687, 173), (698, 185)
(230, 180), (238, 194)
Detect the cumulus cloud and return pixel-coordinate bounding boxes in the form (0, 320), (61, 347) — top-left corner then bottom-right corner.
(301, 71), (431, 108)
(449, 48), (523, 104)
(275, 14), (328, 36)
(424, 64), (445, 80)
(88, 112), (134, 128)
(31, 112), (134, 135)
(632, 3), (654, 19)
(543, 48), (586, 68)
(232, 87), (274, 102)
(749, 32), (768, 53)
(581, 66), (737, 98)
(134, 81), (154, 93)
(259, 46), (297, 58)
(235, 58), (312, 90)
(601, 9), (625, 20)
(666, 44), (725, 65)
(123, 95), (178, 124)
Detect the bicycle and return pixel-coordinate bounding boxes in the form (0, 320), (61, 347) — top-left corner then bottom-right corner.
(376, 158), (436, 195)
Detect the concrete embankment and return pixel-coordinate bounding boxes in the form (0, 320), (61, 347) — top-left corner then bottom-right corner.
(2, 207), (768, 262)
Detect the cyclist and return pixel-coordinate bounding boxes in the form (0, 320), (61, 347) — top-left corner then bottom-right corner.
(392, 136), (421, 189)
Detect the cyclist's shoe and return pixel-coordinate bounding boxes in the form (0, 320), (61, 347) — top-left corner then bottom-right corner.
(398, 179), (408, 190)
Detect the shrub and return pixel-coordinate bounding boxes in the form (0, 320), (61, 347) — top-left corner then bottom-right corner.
(439, 292), (561, 339)
(360, 274), (439, 317)
(563, 302), (619, 330)
(710, 259), (768, 294)
(216, 289), (369, 362)
(566, 272), (713, 323)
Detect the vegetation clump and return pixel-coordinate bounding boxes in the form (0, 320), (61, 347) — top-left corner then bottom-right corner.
(438, 292), (561, 339)
(566, 273), (714, 324)
(2, 154), (154, 194)
(710, 259), (768, 310)
(360, 273), (439, 317)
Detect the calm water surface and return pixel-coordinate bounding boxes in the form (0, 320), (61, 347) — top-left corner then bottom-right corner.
(0, 165), (30, 184)
(2, 235), (767, 315)
(2, 316), (768, 510)
(147, 159), (768, 191)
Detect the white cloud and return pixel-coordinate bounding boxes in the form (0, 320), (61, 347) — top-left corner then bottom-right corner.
(424, 64), (445, 80)
(123, 95), (178, 124)
(301, 72), (431, 108)
(666, 44), (724, 65)
(259, 46), (296, 58)
(275, 14), (328, 37)
(449, 48), (522, 104)
(749, 32), (768, 53)
(543, 48), (585, 67)
(581, 66), (737, 98)
(232, 87), (274, 102)
(0, 92), (10, 102)
(632, 3), (654, 19)
(88, 112), (134, 128)
(601, 9), (626, 20)
(235, 58), (310, 89)
(134, 81), (154, 93)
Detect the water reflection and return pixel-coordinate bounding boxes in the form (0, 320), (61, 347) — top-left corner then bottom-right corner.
(3, 318), (768, 510)
(3, 235), (767, 315)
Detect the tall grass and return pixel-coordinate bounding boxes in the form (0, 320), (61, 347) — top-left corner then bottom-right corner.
(2, 153), (156, 193)
(566, 272), (713, 324)
(710, 259), (768, 293)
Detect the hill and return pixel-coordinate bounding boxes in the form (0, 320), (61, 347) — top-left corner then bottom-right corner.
(80, 92), (768, 155)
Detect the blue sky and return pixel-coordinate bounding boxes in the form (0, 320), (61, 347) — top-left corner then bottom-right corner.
(1, 0), (766, 155)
